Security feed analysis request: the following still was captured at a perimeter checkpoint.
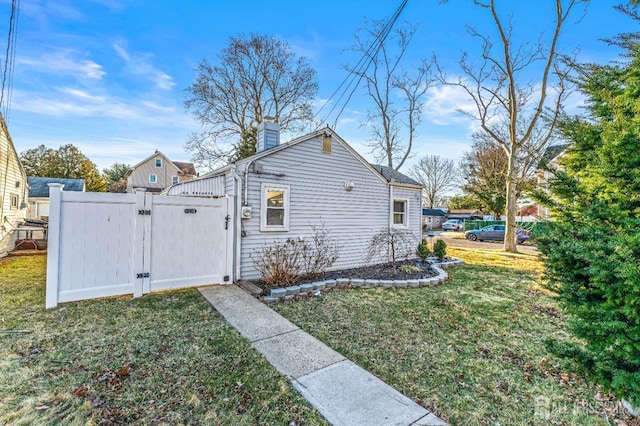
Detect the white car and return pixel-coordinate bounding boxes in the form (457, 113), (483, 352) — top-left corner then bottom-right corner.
(442, 219), (464, 231)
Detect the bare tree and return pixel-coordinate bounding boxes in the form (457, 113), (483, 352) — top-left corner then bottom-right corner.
(346, 20), (434, 170)
(185, 33), (318, 170)
(408, 155), (458, 208)
(365, 227), (417, 275)
(436, 0), (583, 252)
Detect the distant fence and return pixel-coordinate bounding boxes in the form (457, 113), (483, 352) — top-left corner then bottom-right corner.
(464, 220), (548, 235)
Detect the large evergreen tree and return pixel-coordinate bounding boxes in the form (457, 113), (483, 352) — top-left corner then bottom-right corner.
(535, 28), (640, 408)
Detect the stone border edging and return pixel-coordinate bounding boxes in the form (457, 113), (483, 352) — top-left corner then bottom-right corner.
(263, 258), (464, 303)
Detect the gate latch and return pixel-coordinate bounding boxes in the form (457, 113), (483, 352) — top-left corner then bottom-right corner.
(184, 208), (197, 214)
(136, 272), (150, 279)
(225, 215), (230, 230)
(138, 210), (151, 215)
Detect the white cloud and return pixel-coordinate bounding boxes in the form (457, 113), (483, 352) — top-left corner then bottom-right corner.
(423, 84), (477, 127)
(18, 50), (106, 80)
(10, 88), (192, 128)
(113, 42), (176, 90)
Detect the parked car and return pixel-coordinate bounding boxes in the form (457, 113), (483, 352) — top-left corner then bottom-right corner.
(464, 225), (530, 244)
(442, 219), (465, 231)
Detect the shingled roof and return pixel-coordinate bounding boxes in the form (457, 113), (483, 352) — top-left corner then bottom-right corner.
(370, 164), (422, 187)
(173, 161), (196, 176)
(28, 177), (85, 198)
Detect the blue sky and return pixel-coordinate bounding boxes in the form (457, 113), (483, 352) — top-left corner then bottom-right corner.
(0, 1), (636, 173)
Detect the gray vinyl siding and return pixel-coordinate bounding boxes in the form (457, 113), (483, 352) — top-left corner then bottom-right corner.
(236, 135), (421, 279)
(0, 118), (28, 258)
(392, 186), (422, 235)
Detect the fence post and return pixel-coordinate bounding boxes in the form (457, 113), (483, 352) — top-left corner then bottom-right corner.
(45, 183), (64, 309)
(225, 196), (235, 283)
(133, 189), (146, 298)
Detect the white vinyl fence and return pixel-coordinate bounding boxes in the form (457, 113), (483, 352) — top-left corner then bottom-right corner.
(45, 184), (234, 308)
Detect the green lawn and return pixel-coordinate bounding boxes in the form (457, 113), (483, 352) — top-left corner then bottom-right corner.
(0, 255), (326, 425)
(273, 247), (628, 426)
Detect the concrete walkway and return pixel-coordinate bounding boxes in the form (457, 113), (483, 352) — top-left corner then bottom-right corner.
(199, 285), (447, 426)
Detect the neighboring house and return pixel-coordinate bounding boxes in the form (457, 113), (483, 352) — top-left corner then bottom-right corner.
(166, 123), (423, 280)
(0, 115), (28, 257)
(125, 151), (196, 193)
(536, 144), (568, 220)
(447, 209), (483, 220)
(27, 177), (85, 218)
(422, 208), (447, 230)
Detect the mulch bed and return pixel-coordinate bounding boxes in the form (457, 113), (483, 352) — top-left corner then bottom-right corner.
(250, 259), (440, 292)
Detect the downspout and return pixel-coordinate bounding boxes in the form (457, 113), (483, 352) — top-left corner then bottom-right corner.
(243, 158), (257, 207)
(389, 180), (394, 228)
(231, 165), (243, 280)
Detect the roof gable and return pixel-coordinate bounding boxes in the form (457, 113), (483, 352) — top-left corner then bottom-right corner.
(202, 128), (391, 186)
(28, 177), (85, 197)
(0, 115), (27, 182)
(125, 151), (194, 177)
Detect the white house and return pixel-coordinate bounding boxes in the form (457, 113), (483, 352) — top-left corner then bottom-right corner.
(166, 123), (423, 280)
(0, 115), (28, 257)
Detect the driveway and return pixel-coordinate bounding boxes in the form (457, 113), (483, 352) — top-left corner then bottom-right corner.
(427, 230), (539, 255)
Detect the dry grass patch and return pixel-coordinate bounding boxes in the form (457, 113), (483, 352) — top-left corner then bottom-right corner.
(0, 256), (326, 425)
(274, 248), (631, 425)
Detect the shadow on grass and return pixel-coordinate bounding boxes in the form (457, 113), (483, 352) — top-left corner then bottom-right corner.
(0, 256), (326, 426)
(272, 249), (625, 426)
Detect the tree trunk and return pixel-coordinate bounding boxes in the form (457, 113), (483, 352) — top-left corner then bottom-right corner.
(503, 149), (518, 252)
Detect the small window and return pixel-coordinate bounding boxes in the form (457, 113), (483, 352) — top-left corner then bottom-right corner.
(10, 194), (18, 210)
(172, 176), (179, 185)
(322, 134), (332, 153)
(155, 158), (162, 168)
(149, 174), (157, 183)
(261, 183), (290, 231)
(393, 200), (407, 227)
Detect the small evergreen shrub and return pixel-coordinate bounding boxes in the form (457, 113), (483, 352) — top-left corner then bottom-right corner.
(417, 238), (430, 261)
(433, 239), (447, 260)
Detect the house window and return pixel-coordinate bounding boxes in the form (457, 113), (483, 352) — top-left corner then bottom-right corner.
(261, 183), (290, 231)
(10, 194), (18, 210)
(172, 176), (179, 185)
(149, 174), (157, 183)
(393, 199), (408, 227)
(322, 134), (332, 153)
(155, 158), (162, 168)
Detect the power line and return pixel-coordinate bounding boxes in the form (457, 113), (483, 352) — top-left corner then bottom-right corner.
(1, 0), (20, 120)
(314, 0), (408, 130)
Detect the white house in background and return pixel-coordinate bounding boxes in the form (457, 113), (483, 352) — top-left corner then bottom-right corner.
(166, 122), (423, 280)
(0, 115), (28, 257)
(27, 177), (85, 218)
(125, 150), (197, 194)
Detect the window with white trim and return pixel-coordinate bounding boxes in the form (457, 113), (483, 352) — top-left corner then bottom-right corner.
(10, 194), (18, 210)
(155, 158), (162, 168)
(149, 174), (157, 183)
(172, 176), (179, 185)
(261, 183), (290, 231)
(393, 199), (408, 227)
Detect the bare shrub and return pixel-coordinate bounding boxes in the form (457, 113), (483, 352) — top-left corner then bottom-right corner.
(252, 239), (301, 287)
(299, 223), (341, 281)
(365, 228), (418, 274)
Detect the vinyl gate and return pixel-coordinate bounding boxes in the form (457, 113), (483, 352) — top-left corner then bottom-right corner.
(45, 184), (234, 308)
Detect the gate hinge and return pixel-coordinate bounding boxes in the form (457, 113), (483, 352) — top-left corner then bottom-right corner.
(136, 272), (150, 279)
(138, 209), (151, 215)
